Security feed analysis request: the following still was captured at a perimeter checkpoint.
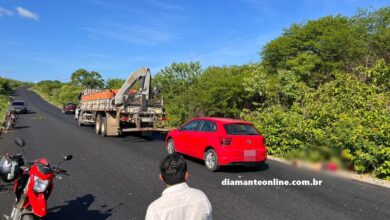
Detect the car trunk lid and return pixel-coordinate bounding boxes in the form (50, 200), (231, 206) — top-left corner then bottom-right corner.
(223, 123), (265, 149)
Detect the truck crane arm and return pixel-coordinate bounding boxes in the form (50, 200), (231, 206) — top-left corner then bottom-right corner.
(113, 67), (151, 106)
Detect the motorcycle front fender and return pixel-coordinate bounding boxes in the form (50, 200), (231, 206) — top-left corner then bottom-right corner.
(26, 191), (47, 217)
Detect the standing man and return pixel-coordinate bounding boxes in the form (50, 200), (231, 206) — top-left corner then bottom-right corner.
(146, 153), (212, 220)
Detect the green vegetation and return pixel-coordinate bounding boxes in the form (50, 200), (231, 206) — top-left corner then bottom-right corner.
(32, 69), (105, 107)
(106, 78), (125, 89)
(0, 77), (29, 125)
(71, 69), (105, 88)
(31, 7), (389, 179)
(154, 7), (390, 179)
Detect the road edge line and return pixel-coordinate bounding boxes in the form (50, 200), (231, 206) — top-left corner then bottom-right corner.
(267, 155), (390, 189)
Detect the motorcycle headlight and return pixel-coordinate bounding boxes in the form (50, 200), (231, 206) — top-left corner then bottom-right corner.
(33, 176), (49, 193)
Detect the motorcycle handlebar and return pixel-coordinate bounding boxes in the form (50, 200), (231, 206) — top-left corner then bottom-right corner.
(52, 166), (67, 174)
(59, 169), (67, 174)
(5, 154), (70, 175)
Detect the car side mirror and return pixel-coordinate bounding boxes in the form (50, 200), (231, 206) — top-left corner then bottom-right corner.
(177, 127), (182, 131)
(64, 155), (73, 161)
(14, 138), (25, 147)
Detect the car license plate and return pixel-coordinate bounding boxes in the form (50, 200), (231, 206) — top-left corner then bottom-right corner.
(244, 150), (256, 161)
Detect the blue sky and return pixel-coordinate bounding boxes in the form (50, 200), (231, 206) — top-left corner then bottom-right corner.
(0, 0), (388, 82)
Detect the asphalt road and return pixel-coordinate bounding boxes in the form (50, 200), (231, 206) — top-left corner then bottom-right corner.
(0, 87), (389, 220)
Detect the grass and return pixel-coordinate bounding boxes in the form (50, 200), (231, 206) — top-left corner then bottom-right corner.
(0, 94), (10, 126)
(30, 88), (62, 108)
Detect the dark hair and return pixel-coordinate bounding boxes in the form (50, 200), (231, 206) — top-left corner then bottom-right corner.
(160, 153), (187, 185)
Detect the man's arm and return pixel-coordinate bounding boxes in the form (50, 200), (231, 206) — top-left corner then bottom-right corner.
(145, 205), (159, 220)
(205, 199), (213, 220)
(201, 192), (213, 220)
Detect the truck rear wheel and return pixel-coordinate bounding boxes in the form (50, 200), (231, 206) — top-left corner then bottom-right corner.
(78, 113), (84, 126)
(101, 116), (107, 137)
(95, 114), (102, 134)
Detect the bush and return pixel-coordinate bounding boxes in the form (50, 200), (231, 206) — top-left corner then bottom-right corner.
(33, 78), (86, 107)
(52, 84), (84, 105)
(0, 77), (27, 125)
(243, 71), (390, 178)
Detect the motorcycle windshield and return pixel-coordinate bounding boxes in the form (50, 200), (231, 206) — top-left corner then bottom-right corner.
(36, 164), (52, 175)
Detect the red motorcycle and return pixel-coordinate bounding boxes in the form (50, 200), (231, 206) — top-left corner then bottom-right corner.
(0, 138), (73, 220)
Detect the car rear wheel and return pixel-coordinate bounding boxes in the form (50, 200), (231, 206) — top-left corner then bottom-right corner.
(21, 215), (39, 220)
(95, 114), (102, 134)
(204, 149), (219, 172)
(167, 138), (175, 154)
(101, 116), (107, 137)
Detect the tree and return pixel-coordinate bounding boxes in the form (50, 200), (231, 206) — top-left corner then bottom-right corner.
(0, 78), (12, 95)
(352, 7), (390, 65)
(106, 78), (125, 89)
(71, 69), (104, 88)
(261, 15), (368, 87)
(243, 65), (311, 108)
(153, 62), (202, 126)
(190, 65), (255, 118)
(153, 62), (202, 100)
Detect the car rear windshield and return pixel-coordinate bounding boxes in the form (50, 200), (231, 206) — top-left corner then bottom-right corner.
(224, 123), (259, 135)
(12, 102), (24, 106)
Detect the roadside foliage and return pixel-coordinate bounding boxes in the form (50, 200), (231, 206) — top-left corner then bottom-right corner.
(31, 7), (389, 179)
(32, 69), (105, 107)
(154, 7), (390, 180)
(0, 78), (28, 124)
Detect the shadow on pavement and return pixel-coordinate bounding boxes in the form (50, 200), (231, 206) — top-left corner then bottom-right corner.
(182, 154), (269, 173)
(219, 163), (269, 173)
(46, 194), (117, 220)
(122, 131), (167, 142)
(13, 125), (30, 130)
(0, 182), (14, 194)
(23, 111), (37, 115)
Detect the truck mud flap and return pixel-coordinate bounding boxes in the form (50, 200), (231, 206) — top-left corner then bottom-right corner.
(106, 112), (120, 136)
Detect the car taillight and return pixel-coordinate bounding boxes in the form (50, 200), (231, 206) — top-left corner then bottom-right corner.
(219, 137), (232, 146)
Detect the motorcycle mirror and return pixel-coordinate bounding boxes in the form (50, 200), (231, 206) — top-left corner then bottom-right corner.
(64, 155), (73, 161)
(14, 138), (25, 147)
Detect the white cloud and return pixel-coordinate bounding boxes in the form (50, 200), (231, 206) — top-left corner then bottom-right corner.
(0, 6), (13, 16)
(16, 7), (39, 21)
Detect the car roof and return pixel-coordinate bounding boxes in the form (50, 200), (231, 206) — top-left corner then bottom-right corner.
(191, 117), (252, 124)
(12, 100), (25, 103)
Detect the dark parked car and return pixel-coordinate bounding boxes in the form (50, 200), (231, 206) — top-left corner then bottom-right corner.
(10, 100), (28, 114)
(62, 103), (77, 114)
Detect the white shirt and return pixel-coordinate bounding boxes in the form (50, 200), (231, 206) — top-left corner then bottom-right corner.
(146, 183), (212, 220)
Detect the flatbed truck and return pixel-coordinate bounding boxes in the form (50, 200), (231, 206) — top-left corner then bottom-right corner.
(76, 67), (168, 136)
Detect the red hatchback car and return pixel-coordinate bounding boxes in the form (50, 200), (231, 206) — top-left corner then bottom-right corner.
(62, 103), (77, 114)
(165, 117), (267, 171)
